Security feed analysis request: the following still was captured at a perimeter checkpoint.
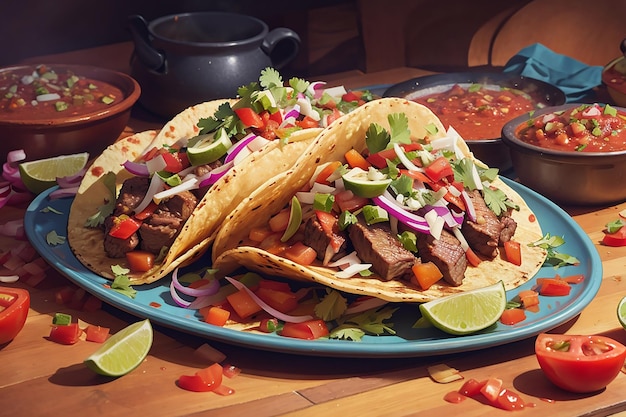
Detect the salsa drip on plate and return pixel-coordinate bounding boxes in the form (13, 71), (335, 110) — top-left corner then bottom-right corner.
(413, 83), (537, 140)
(515, 103), (626, 152)
(0, 64), (123, 120)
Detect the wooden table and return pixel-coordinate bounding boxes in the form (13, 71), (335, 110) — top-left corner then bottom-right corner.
(2, 42), (626, 417)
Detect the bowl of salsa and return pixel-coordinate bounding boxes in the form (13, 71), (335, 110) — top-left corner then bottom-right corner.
(383, 72), (566, 172)
(501, 103), (626, 205)
(0, 64), (141, 161)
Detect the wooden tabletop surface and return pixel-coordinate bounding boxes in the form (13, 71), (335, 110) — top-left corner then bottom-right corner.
(2, 42), (626, 417)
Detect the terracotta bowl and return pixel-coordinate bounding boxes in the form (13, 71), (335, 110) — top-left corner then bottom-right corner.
(501, 104), (626, 206)
(383, 72), (566, 172)
(0, 64), (141, 161)
(602, 56), (626, 107)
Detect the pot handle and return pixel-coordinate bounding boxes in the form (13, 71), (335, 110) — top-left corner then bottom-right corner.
(127, 14), (165, 71)
(262, 28), (301, 70)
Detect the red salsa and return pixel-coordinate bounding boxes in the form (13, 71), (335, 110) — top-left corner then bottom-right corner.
(515, 103), (626, 152)
(413, 83), (537, 140)
(0, 64), (124, 120)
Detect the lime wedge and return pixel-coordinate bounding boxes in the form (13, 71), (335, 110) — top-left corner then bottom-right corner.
(419, 281), (506, 335)
(342, 167), (391, 198)
(281, 196), (302, 242)
(617, 296), (626, 330)
(84, 319), (153, 377)
(19, 152), (89, 194)
(187, 128), (232, 166)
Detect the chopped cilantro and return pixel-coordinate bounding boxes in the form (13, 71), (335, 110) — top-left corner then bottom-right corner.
(338, 210), (358, 230)
(365, 123), (390, 154)
(529, 233), (580, 268)
(606, 219), (625, 234)
(330, 306), (397, 341)
(46, 230), (66, 245)
(110, 265), (137, 298)
(388, 113), (411, 146)
(482, 186), (519, 217)
(314, 290), (348, 321)
(398, 230), (418, 252)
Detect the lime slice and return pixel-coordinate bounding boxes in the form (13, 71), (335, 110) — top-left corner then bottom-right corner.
(19, 152), (89, 194)
(281, 196), (302, 242)
(342, 167), (391, 198)
(617, 296), (626, 329)
(187, 128), (232, 166)
(419, 281), (506, 335)
(84, 319), (153, 377)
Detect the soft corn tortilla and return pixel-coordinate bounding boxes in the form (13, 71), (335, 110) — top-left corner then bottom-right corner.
(67, 100), (323, 284)
(212, 98), (547, 303)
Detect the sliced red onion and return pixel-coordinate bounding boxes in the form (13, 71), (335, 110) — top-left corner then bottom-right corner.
(171, 268), (220, 297)
(461, 190), (477, 222)
(306, 81), (326, 97)
(169, 280), (191, 308)
(7, 150), (26, 164)
(582, 105), (601, 117)
(56, 168), (86, 189)
(335, 263), (372, 279)
(123, 160), (150, 177)
(283, 104), (300, 121)
(153, 177), (198, 202)
(49, 186), (79, 200)
(133, 174), (165, 214)
(224, 133), (257, 164)
(372, 193), (430, 234)
(224, 276), (314, 323)
(198, 161), (234, 188)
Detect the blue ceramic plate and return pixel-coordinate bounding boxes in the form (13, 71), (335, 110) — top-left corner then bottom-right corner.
(25, 177), (602, 358)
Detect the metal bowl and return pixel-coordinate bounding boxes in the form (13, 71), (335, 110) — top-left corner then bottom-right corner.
(383, 72), (566, 172)
(0, 64), (141, 161)
(602, 56), (626, 107)
(501, 104), (626, 206)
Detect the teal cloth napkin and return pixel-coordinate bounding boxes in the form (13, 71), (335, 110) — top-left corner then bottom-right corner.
(503, 43), (603, 102)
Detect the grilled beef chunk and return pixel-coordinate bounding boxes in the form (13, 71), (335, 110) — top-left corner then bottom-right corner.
(417, 229), (467, 286)
(140, 191), (198, 254)
(303, 214), (349, 264)
(113, 176), (150, 216)
(499, 215), (518, 245)
(348, 219), (417, 281)
(192, 161), (223, 199)
(103, 215), (140, 258)
(461, 190), (502, 259)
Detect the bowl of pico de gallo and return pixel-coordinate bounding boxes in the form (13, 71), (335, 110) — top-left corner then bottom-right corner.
(501, 102), (626, 205)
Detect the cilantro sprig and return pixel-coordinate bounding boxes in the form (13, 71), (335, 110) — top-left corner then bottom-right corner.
(85, 172), (116, 228)
(529, 233), (580, 268)
(110, 265), (137, 298)
(330, 306), (398, 341)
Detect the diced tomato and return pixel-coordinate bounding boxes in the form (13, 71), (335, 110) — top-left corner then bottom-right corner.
(458, 378), (486, 397)
(480, 377), (503, 402)
(315, 161), (342, 184)
(315, 211), (345, 253)
(125, 251), (155, 273)
(342, 91), (362, 102)
(335, 190), (369, 212)
(258, 317), (279, 333)
(134, 202), (158, 220)
(443, 391), (466, 404)
(234, 107), (264, 128)
(255, 287), (298, 313)
(503, 240), (522, 266)
(518, 290), (539, 308)
(325, 108), (343, 125)
(366, 143), (422, 169)
(500, 308), (526, 325)
(494, 388), (526, 411)
(0, 287), (29, 344)
(296, 116), (319, 129)
(269, 110), (282, 125)
(602, 226), (626, 246)
(536, 277), (571, 296)
(561, 274), (585, 284)
(178, 363), (224, 392)
(226, 289), (262, 319)
(465, 248), (482, 267)
(268, 209), (290, 233)
(158, 150), (184, 173)
(400, 169), (432, 184)
(204, 306), (231, 326)
(108, 216), (141, 240)
(85, 325), (110, 343)
(49, 322), (81, 345)
(411, 262), (443, 290)
(258, 119), (280, 140)
(280, 319), (329, 340)
(424, 156), (454, 183)
(283, 242), (317, 266)
(344, 149), (371, 170)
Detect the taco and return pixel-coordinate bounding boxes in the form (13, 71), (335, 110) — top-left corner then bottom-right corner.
(212, 98), (547, 303)
(68, 69), (375, 284)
